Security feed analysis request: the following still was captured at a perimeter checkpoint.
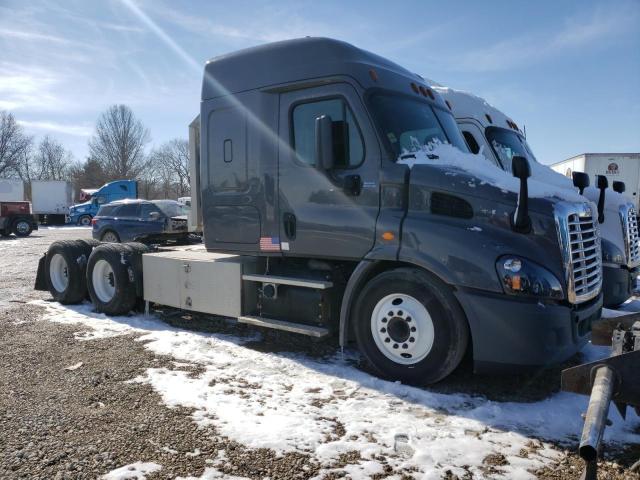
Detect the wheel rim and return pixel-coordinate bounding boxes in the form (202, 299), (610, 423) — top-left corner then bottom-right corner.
(92, 259), (116, 303)
(80, 216), (91, 226)
(371, 293), (435, 365)
(49, 253), (69, 293)
(16, 221), (30, 234)
(102, 232), (118, 242)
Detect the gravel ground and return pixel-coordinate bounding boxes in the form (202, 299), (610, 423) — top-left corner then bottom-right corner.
(0, 227), (637, 479)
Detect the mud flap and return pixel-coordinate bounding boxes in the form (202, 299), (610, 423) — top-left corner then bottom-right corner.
(34, 254), (48, 291)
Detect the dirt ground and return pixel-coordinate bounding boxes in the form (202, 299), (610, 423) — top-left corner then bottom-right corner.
(0, 227), (637, 479)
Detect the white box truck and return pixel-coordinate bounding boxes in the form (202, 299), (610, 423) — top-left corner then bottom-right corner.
(31, 180), (74, 224)
(0, 179), (25, 202)
(551, 153), (640, 209)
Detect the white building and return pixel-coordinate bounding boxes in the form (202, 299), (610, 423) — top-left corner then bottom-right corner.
(551, 153), (640, 208)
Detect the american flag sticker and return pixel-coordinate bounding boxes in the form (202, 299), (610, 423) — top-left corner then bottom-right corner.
(259, 236), (281, 252)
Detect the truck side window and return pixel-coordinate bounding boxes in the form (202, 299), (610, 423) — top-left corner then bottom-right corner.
(140, 203), (161, 218)
(292, 98), (363, 167)
(462, 131), (480, 154)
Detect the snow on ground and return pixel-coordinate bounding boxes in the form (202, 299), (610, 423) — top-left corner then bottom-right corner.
(101, 461), (162, 479)
(34, 300), (640, 479)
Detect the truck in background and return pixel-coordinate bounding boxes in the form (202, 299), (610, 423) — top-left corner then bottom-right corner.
(0, 201), (38, 237)
(551, 153), (640, 209)
(434, 86), (640, 308)
(31, 180), (74, 224)
(67, 180), (137, 225)
(0, 179), (25, 202)
(38, 38), (604, 384)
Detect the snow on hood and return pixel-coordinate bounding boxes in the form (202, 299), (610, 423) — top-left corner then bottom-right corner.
(397, 142), (586, 203)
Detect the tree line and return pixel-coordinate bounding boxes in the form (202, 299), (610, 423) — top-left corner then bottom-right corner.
(0, 105), (190, 201)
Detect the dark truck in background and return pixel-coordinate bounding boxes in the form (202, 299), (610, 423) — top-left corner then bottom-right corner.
(36, 38), (604, 384)
(1, 201), (38, 237)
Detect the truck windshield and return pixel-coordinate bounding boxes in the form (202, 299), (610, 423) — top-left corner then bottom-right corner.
(368, 92), (468, 158)
(486, 126), (537, 172)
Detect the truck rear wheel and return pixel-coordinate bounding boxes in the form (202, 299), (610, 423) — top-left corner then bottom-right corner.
(45, 240), (90, 304)
(353, 268), (469, 385)
(86, 243), (137, 315)
(13, 219), (33, 237)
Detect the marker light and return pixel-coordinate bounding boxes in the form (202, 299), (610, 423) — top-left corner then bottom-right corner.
(496, 255), (563, 300)
(410, 82), (419, 94)
(369, 69), (378, 82)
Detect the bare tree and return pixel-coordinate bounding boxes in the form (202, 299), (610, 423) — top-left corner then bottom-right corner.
(69, 157), (107, 200)
(31, 135), (73, 180)
(148, 139), (190, 198)
(88, 105), (150, 180)
(0, 111), (32, 178)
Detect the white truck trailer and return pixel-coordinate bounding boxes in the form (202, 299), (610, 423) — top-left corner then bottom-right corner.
(0, 179), (25, 202)
(551, 153), (640, 209)
(31, 180), (74, 224)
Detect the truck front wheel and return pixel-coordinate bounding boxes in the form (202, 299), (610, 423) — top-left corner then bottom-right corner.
(353, 268), (469, 385)
(78, 215), (92, 226)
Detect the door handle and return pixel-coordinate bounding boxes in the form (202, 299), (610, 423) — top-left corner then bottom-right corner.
(283, 213), (296, 240)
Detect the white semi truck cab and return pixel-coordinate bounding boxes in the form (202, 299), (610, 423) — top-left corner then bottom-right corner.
(36, 38), (605, 385)
(434, 86), (640, 308)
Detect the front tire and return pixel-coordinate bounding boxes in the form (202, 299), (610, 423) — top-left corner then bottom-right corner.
(78, 215), (92, 226)
(353, 268), (469, 385)
(101, 230), (120, 243)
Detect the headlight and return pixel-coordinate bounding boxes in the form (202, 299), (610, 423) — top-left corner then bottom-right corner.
(601, 239), (624, 265)
(496, 255), (564, 300)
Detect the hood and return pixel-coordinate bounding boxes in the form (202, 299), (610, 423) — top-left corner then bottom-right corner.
(398, 143), (588, 215)
(70, 201), (92, 211)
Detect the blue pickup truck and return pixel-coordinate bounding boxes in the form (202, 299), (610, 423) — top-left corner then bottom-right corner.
(67, 180), (137, 225)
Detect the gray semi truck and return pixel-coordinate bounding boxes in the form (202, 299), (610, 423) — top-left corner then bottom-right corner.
(36, 38), (604, 384)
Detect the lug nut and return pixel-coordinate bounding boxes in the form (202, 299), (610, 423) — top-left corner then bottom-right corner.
(409, 337), (415, 342)
(380, 328), (386, 333)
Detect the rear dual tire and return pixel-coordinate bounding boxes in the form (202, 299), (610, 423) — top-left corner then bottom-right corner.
(354, 268), (469, 385)
(86, 243), (148, 315)
(45, 240), (98, 304)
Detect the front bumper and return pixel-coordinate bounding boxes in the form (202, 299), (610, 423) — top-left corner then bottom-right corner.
(454, 288), (602, 374)
(602, 264), (638, 308)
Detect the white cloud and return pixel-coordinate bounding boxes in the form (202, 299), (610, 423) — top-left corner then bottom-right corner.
(17, 120), (93, 137)
(453, 6), (638, 72)
(0, 63), (65, 112)
(0, 27), (74, 45)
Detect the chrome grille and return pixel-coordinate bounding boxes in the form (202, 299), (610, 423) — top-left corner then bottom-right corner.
(555, 203), (602, 304)
(620, 204), (640, 267)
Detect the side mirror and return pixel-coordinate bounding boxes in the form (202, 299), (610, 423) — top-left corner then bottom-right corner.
(613, 181), (625, 194)
(511, 156), (531, 233)
(149, 211), (161, 220)
(315, 115), (335, 170)
(596, 175), (608, 223)
(572, 172), (590, 195)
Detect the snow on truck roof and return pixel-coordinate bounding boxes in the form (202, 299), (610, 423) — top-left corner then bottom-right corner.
(433, 86), (522, 135)
(202, 37), (446, 109)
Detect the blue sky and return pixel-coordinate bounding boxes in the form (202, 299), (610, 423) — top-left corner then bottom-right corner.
(0, 0), (638, 165)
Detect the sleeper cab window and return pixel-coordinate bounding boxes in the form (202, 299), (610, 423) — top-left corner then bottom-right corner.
(292, 98), (364, 168)
(462, 131), (480, 154)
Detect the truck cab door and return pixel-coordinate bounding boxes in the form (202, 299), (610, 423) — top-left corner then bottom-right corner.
(278, 83), (382, 259)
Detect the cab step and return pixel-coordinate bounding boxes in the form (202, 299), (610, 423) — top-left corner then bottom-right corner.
(237, 315), (330, 338)
(242, 273), (332, 289)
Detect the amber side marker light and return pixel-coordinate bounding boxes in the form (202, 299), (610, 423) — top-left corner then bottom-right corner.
(369, 69), (378, 82)
(382, 231), (395, 241)
(410, 82), (419, 94)
(426, 88), (435, 100)
(485, 114), (493, 124)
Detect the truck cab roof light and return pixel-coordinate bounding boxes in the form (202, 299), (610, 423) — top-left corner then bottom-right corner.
(369, 69), (378, 82)
(410, 82), (419, 94)
(426, 88), (435, 100)
(419, 85), (427, 96)
(445, 100), (452, 111)
(485, 114), (493, 124)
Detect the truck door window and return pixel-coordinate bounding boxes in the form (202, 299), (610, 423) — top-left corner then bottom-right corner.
(369, 93), (467, 159)
(140, 203), (161, 219)
(462, 131), (481, 154)
(292, 98), (364, 167)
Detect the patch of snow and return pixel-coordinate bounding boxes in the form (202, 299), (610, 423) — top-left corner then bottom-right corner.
(467, 226), (483, 232)
(100, 461), (162, 480)
(35, 301), (640, 479)
(176, 468), (249, 480)
(397, 142), (586, 203)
